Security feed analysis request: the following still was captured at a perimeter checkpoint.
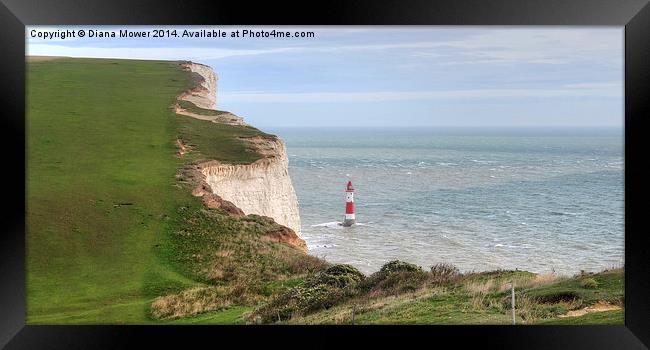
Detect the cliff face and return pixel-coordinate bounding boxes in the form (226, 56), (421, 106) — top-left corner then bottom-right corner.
(177, 62), (247, 126)
(182, 62), (218, 109)
(178, 62), (303, 237)
(200, 136), (302, 234)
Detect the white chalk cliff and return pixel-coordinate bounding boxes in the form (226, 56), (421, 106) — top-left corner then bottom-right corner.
(177, 62), (247, 126)
(183, 62), (218, 109)
(179, 62), (302, 235)
(200, 137), (302, 234)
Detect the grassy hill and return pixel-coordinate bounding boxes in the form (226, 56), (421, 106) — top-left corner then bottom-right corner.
(26, 57), (318, 324)
(26, 57), (624, 325)
(27, 57), (192, 323)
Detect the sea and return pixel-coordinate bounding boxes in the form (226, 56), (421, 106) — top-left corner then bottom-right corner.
(267, 127), (624, 275)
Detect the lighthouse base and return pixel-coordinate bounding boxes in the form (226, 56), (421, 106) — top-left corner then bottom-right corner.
(341, 219), (355, 227)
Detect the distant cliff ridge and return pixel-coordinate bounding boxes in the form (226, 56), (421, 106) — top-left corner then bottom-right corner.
(179, 62), (303, 236)
(176, 62), (247, 126)
(181, 62), (218, 109)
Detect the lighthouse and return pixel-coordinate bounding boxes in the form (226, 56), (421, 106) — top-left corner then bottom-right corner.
(342, 180), (355, 227)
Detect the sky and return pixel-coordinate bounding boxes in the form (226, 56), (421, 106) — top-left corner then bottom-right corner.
(27, 26), (623, 128)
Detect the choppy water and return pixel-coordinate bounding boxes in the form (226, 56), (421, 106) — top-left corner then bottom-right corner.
(268, 127), (624, 275)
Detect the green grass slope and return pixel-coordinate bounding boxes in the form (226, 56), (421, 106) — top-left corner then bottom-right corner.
(26, 57), (299, 324)
(27, 58), (193, 323)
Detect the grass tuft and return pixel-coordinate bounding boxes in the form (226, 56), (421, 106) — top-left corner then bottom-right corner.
(580, 278), (599, 289)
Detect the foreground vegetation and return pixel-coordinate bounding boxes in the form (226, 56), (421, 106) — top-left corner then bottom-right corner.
(250, 261), (623, 325)
(27, 57), (623, 325)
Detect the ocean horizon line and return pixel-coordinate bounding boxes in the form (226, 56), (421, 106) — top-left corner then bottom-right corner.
(262, 125), (624, 137)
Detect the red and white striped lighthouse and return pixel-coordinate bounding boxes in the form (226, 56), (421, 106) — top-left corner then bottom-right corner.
(342, 180), (355, 227)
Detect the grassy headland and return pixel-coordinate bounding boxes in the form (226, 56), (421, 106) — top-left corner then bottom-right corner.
(27, 57), (320, 324)
(27, 57), (623, 325)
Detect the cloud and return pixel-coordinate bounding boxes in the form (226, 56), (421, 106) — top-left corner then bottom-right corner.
(220, 85), (622, 103)
(564, 81), (622, 89)
(26, 44), (293, 61)
(406, 29), (623, 66)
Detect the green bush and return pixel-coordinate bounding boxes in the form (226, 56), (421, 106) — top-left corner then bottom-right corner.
(252, 283), (350, 323)
(305, 264), (365, 289)
(359, 260), (428, 296)
(379, 260), (423, 274)
(251, 264), (365, 323)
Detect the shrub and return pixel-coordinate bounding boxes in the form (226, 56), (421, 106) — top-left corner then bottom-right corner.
(533, 290), (581, 304)
(430, 263), (461, 284)
(580, 278), (599, 289)
(250, 264), (365, 323)
(358, 260), (428, 296)
(252, 283), (349, 323)
(305, 264), (365, 289)
(379, 260), (422, 274)
(376, 270), (429, 294)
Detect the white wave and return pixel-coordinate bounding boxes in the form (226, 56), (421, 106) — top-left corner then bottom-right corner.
(311, 221), (342, 228)
(495, 243), (533, 249)
(310, 221), (371, 228)
(550, 211), (579, 216)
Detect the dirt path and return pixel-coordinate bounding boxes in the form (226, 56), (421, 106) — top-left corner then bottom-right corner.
(174, 104), (247, 126)
(558, 301), (622, 318)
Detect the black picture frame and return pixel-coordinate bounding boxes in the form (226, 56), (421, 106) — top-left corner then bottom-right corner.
(2, 0), (649, 348)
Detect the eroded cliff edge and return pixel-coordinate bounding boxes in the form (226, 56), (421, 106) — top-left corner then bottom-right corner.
(198, 136), (302, 235)
(181, 62), (218, 109)
(178, 61), (303, 239)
